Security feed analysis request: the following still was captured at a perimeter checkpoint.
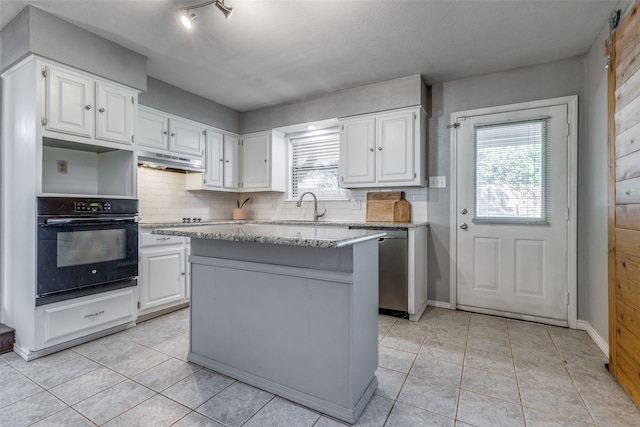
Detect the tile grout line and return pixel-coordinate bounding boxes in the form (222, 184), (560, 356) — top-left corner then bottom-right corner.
(506, 319), (528, 427)
(545, 326), (599, 426)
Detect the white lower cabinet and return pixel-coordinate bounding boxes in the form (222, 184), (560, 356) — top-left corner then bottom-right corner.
(138, 230), (190, 317)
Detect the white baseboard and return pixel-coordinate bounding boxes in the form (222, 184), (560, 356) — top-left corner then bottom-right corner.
(427, 300), (452, 309)
(576, 319), (609, 358)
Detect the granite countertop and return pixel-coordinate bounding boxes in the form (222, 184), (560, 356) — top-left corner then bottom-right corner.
(141, 220), (428, 229)
(152, 223), (387, 248)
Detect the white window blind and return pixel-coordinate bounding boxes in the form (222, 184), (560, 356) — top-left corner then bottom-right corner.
(289, 130), (349, 200)
(473, 118), (549, 224)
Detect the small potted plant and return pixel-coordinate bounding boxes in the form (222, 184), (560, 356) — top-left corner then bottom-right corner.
(233, 197), (251, 220)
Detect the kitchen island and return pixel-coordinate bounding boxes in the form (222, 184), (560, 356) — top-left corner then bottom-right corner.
(153, 223), (385, 424)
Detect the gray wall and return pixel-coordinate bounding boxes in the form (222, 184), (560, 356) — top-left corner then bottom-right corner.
(0, 6), (146, 90)
(241, 74), (427, 133)
(427, 57), (586, 307)
(581, 22), (611, 342)
(139, 77), (241, 134)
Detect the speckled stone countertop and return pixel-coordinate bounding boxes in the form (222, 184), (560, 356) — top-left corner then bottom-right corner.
(140, 220), (428, 229)
(152, 223), (387, 248)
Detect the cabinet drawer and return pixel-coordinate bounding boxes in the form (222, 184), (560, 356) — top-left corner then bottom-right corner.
(141, 232), (184, 247)
(43, 288), (136, 345)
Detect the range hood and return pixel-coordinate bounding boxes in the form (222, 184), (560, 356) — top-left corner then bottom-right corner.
(137, 150), (204, 172)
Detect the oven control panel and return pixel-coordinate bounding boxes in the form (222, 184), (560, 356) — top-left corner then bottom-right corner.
(38, 197), (138, 216)
(74, 201), (113, 212)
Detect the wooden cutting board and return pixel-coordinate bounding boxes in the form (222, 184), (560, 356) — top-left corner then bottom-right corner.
(365, 192), (411, 222)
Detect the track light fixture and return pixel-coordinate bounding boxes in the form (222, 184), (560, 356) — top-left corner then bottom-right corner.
(180, 0), (233, 29)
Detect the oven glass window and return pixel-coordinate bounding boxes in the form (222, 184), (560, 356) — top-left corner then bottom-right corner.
(57, 229), (126, 267)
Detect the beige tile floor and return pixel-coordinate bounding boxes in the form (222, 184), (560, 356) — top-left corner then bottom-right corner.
(2, 306), (640, 426)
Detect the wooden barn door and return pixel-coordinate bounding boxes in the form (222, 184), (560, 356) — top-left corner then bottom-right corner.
(608, 0), (640, 406)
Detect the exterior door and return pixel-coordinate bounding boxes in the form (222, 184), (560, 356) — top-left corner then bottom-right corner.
(608, 0), (640, 406)
(455, 102), (572, 325)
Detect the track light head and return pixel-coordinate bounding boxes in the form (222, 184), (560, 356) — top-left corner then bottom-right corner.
(181, 12), (197, 29)
(179, 1), (232, 28)
(215, 0), (233, 20)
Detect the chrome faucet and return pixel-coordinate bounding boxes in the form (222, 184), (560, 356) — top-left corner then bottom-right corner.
(296, 192), (326, 222)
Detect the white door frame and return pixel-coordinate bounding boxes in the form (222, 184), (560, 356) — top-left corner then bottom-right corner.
(449, 95), (578, 329)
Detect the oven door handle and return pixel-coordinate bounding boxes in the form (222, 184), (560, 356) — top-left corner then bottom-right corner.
(44, 216), (138, 225)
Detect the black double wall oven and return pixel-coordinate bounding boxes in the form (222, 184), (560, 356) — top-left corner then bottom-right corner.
(37, 197), (139, 306)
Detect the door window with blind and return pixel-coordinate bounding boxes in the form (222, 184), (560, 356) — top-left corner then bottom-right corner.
(288, 129), (349, 200)
(474, 118), (549, 224)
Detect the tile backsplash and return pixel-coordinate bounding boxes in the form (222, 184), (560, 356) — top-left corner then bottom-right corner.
(138, 167), (429, 224)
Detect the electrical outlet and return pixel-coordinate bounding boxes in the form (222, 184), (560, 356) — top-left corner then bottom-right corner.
(429, 176), (446, 188)
(350, 199), (361, 210)
(57, 160), (68, 174)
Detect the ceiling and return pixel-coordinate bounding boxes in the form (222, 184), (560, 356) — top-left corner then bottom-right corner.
(0, 0), (630, 112)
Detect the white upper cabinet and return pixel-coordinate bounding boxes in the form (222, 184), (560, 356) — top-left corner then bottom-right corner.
(223, 135), (240, 189)
(376, 109), (415, 183)
(46, 67), (94, 138)
(204, 130), (224, 189)
(44, 65), (136, 145)
(136, 106), (168, 150)
(339, 117), (375, 185)
(136, 106), (203, 159)
(339, 106), (426, 188)
(241, 130), (286, 192)
(169, 117), (204, 157)
(242, 132), (270, 189)
(96, 82), (134, 144)
(186, 130), (240, 191)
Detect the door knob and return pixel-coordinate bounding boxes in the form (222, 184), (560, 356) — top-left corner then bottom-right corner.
(460, 208), (468, 215)
(460, 222), (468, 230)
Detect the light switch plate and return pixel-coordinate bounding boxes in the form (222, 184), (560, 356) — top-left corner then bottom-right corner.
(429, 176), (446, 188)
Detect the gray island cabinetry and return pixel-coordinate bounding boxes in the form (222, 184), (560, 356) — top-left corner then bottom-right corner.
(153, 224), (385, 424)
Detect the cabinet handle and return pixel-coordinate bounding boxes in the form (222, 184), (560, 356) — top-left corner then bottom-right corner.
(171, 133), (175, 137)
(369, 148), (374, 152)
(378, 147), (382, 151)
(156, 237), (171, 241)
(220, 159), (224, 162)
(264, 159), (268, 163)
(98, 107), (105, 113)
(162, 131), (168, 135)
(225, 160), (230, 163)
(85, 105), (92, 110)
(84, 310), (104, 319)
(181, 272), (186, 276)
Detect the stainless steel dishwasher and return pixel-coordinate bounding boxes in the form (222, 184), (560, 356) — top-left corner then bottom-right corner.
(350, 226), (409, 318)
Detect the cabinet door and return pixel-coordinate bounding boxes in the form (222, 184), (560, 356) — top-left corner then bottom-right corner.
(96, 82), (134, 144)
(169, 118), (204, 157)
(204, 131), (224, 189)
(224, 135), (240, 189)
(184, 245), (191, 301)
(139, 246), (186, 314)
(46, 66), (94, 137)
(339, 117), (375, 185)
(242, 133), (270, 189)
(137, 107), (168, 151)
(376, 110), (415, 183)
